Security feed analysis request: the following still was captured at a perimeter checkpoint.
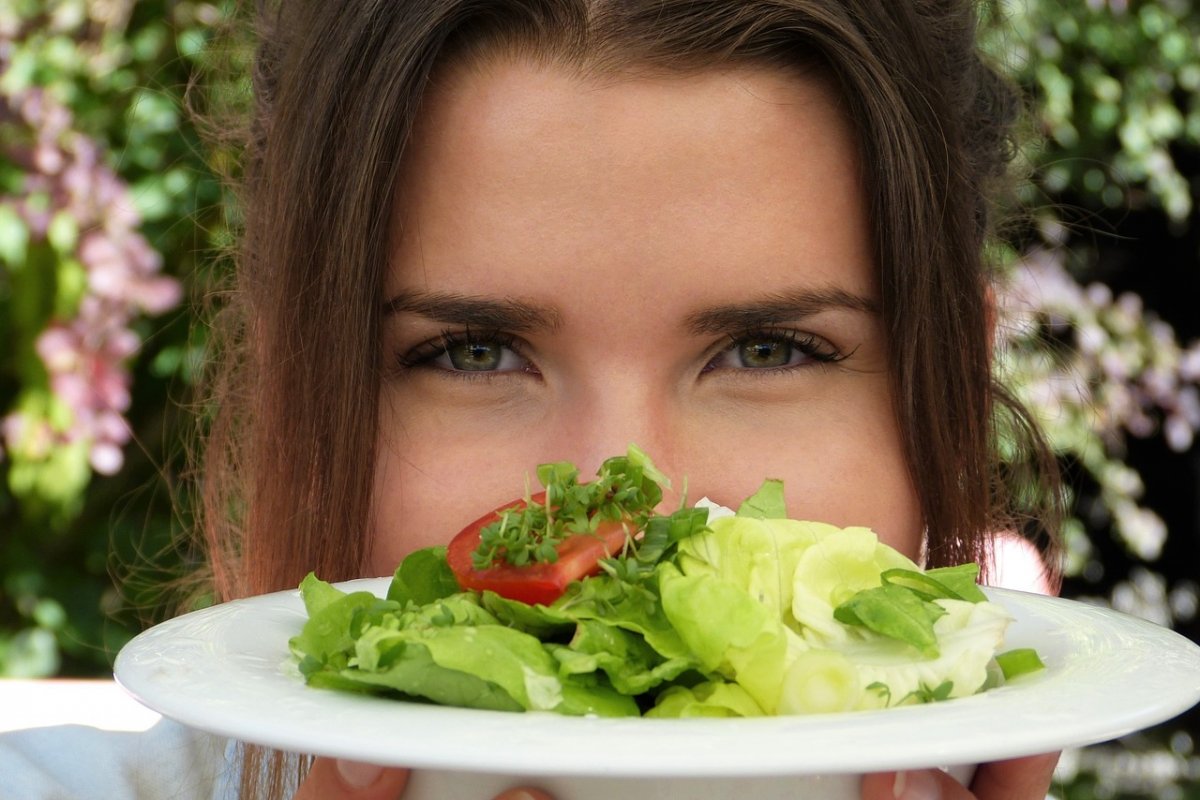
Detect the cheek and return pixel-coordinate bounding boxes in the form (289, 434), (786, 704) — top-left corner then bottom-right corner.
(368, 444), (419, 576)
(367, 375), (923, 572)
(680, 387), (923, 560)
(367, 409), (554, 575)
(368, 437), (477, 575)
(683, 450), (922, 560)
(788, 416), (922, 558)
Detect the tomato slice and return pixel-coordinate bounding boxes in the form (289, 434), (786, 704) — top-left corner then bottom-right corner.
(446, 492), (630, 605)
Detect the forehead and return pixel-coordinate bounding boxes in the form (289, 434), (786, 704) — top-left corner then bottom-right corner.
(388, 56), (872, 302)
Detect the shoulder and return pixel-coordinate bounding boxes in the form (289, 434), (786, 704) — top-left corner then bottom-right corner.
(986, 531), (1056, 595)
(0, 718), (235, 800)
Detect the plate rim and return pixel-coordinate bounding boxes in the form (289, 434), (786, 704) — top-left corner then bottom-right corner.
(114, 579), (1200, 777)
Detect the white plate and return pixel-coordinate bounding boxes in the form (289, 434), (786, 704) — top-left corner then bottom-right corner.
(115, 581), (1200, 790)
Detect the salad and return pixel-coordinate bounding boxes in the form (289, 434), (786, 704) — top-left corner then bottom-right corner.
(290, 447), (1042, 718)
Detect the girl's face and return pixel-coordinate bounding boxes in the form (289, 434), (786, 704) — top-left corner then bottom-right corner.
(370, 57), (923, 574)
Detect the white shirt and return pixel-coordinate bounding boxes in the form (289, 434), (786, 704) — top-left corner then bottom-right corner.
(0, 680), (234, 800)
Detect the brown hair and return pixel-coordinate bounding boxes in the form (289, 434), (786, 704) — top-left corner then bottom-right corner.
(198, 1), (1061, 795)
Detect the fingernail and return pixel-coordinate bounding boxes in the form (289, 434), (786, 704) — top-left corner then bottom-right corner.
(892, 770), (940, 800)
(336, 759), (383, 789)
(496, 791), (540, 800)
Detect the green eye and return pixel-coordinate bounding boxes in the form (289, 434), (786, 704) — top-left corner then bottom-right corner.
(446, 341), (506, 371)
(702, 329), (846, 374)
(737, 339), (793, 368)
(396, 330), (533, 376)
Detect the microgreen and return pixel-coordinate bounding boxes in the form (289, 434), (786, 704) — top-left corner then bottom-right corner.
(906, 680), (955, 704)
(295, 467), (1036, 719)
(471, 445), (701, 571)
(598, 506), (710, 590)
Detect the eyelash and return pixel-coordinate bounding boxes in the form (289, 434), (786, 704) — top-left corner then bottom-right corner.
(701, 328), (849, 375)
(395, 329), (532, 376)
(393, 327), (847, 378)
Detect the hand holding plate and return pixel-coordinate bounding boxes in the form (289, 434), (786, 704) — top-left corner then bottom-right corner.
(860, 753), (1060, 800)
(294, 759), (557, 800)
(293, 759), (409, 799)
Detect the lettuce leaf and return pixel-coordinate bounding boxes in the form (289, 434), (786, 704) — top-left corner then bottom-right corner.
(651, 495), (1020, 714)
(646, 681), (765, 718)
(292, 478), (1030, 719)
(735, 478), (787, 519)
(288, 573), (638, 716)
(386, 546), (460, 606)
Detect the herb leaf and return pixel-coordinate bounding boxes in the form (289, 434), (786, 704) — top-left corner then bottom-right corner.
(471, 445), (691, 570)
(735, 478), (787, 519)
(995, 647), (1045, 680)
(387, 547), (460, 606)
(833, 583), (946, 658)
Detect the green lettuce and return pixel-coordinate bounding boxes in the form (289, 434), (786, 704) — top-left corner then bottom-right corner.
(289, 573), (639, 717)
(652, 486), (1017, 714)
(290, 478), (1036, 719)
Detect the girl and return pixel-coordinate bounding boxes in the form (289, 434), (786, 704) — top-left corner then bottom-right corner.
(199, 0), (1062, 797)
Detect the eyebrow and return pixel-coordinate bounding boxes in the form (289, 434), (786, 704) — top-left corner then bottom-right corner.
(685, 287), (879, 335)
(382, 290), (562, 332)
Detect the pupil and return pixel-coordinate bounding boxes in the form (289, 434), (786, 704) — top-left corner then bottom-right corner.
(448, 341), (501, 370)
(739, 339), (790, 368)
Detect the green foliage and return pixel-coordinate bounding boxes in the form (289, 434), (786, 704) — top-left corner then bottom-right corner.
(0, 0), (229, 675)
(983, 4), (1200, 796)
(983, 0), (1200, 571)
(985, 0), (1200, 221)
(0, 1), (1195, 796)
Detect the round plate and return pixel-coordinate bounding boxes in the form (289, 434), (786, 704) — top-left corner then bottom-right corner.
(114, 580), (1200, 777)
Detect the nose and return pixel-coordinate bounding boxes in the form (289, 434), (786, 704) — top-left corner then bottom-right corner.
(551, 378), (684, 510)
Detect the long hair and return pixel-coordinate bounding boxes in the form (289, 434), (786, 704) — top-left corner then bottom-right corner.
(196, 1), (1061, 795)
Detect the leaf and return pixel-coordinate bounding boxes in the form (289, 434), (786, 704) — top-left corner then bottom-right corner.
(298, 572), (348, 616)
(866, 681), (892, 705)
(908, 680), (955, 703)
(625, 443), (671, 491)
(0, 202), (29, 267)
(736, 479), (787, 519)
(536, 461), (578, 492)
(324, 640), (525, 712)
(289, 582), (386, 670)
(995, 648), (1045, 680)
(922, 563), (987, 602)
(552, 619), (692, 695)
(646, 681), (765, 718)
(46, 211), (78, 255)
(387, 548), (461, 606)
(880, 564), (986, 603)
(879, 568), (959, 602)
(833, 583), (946, 658)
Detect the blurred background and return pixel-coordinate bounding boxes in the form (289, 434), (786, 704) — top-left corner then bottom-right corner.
(0, 0), (1197, 797)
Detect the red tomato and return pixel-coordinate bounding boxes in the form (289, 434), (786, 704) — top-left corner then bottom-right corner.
(446, 492), (630, 605)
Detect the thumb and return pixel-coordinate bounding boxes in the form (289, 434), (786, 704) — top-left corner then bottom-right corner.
(294, 757), (410, 800)
(968, 753), (1060, 799)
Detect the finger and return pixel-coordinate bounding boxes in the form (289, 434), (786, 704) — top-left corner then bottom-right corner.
(861, 769), (972, 800)
(861, 752), (1060, 800)
(293, 757), (410, 800)
(493, 789), (555, 800)
(969, 753), (1060, 800)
